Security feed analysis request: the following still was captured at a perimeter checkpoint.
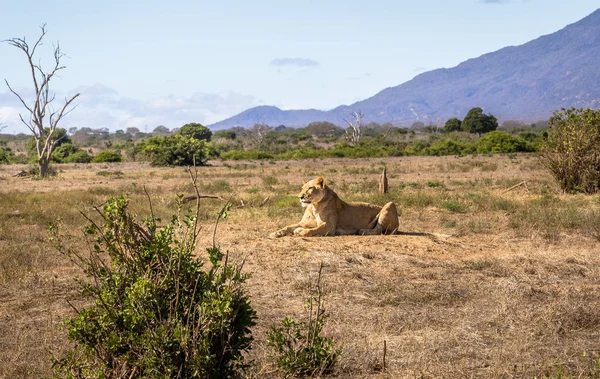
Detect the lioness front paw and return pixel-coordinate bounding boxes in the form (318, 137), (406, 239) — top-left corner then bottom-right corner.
(269, 229), (288, 238)
(293, 227), (309, 236)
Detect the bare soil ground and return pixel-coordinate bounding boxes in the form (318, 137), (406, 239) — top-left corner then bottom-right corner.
(1, 155), (599, 378)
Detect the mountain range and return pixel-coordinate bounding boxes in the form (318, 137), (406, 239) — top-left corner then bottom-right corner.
(210, 9), (600, 129)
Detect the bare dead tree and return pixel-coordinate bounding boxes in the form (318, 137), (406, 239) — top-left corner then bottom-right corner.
(344, 111), (363, 146)
(380, 120), (396, 140)
(4, 24), (80, 177)
(249, 123), (271, 149)
(0, 123), (6, 133)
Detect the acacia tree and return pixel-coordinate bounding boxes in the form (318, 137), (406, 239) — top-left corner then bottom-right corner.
(305, 121), (344, 139)
(461, 107), (497, 136)
(4, 24), (80, 177)
(444, 118), (462, 133)
(344, 110), (363, 146)
(179, 122), (212, 141)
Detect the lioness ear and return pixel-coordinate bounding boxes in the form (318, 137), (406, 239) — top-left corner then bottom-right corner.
(302, 180), (306, 185)
(315, 176), (325, 188)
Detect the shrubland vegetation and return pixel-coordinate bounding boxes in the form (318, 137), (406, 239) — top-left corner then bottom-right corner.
(539, 107), (600, 193)
(0, 107), (550, 170)
(50, 192), (256, 378)
(2, 155), (600, 378)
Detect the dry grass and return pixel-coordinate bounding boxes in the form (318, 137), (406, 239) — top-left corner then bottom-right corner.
(1, 155), (600, 378)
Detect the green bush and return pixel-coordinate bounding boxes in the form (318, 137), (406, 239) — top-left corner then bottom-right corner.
(92, 150), (123, 163)
(267, 266), (339, 377)
(424, 139), (475, 156)
(136, 135), (212, 166)
(0, 145), (15, 164)
(214, 130), (237, 140)
(63, 150), (93, 163)
(540, 108), (600, 193)
(26, 127), (72, 162)
(50, 195), (255, 378)
(179, 122), (212, 142)
(462, 107), (498, 135)
(475, 131), (534, 154)
(444, 118), (462, 133)
(52, 143), (82, 163)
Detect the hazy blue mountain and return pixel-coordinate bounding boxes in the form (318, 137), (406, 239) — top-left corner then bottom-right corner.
(210, 9), (600, 129)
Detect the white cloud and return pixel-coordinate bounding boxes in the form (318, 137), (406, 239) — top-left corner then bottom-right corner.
(0, 85), (262, 133)
(0, 106), (26, 134)
(270, 57), (320, 68)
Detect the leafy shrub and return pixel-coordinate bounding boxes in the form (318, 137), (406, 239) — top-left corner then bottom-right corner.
(50, 195), (255, 378)
(179, 122), (212, 141)
(92, 150), (123, 163)
(540, 108), (600, 193)
(403, 139), (429, 156)
(51, 143), (81, 163)
(0, 145), (15, 164)
(475, 131), (534, 154)
(214, 130), (237, 140)
(136, 135), (212, 166)
(63, 150), (93, 163)
(462, 107), (498, 135)
(26, 127), (72, 161)
(444, 118), (462, 133)
(267, 265), (339, 377)
(424, 139), (475, 156)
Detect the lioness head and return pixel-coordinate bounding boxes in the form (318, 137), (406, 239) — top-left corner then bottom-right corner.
(298, 176), (326, 207)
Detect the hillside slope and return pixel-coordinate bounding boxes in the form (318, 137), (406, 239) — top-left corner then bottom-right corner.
(211, 9), (600, 129)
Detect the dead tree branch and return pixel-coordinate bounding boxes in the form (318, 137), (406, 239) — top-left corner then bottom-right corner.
(4, 24), (80, 177)
(344, 111), (363, 146)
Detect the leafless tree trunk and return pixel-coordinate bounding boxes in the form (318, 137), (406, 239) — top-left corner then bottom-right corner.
(4, 24), (80, 177)
(249, 123), (271, 149)
(344, 111), (363, 146)
(0, 123), (6, 133)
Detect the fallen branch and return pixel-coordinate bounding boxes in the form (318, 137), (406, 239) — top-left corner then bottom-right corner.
(182, 194), (227, 204)
(259, 196), (271, 207)
(503, 181), (526, 193)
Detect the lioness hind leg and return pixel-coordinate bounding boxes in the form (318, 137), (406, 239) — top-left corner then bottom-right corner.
(358, 224), (382, 235)
(378, 202), (400, 234)
(336, 228), (358, 236)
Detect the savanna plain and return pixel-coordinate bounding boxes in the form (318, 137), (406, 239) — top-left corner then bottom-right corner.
(1, 154), (599, 378)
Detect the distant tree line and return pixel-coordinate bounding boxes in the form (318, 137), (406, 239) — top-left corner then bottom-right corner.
(1, 107), (552, 168)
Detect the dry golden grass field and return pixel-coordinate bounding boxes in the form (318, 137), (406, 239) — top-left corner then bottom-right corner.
(1, 155), (599, 378)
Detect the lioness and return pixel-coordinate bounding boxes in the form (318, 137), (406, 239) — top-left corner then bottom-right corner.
(270, 176), (399, 237)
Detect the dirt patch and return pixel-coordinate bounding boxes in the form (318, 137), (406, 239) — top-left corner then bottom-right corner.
(1, 155), (600, 378)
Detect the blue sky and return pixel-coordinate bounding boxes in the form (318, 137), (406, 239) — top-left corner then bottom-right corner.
(1, 0), (598, 133)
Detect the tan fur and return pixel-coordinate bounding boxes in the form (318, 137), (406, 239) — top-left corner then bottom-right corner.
(270, 176), (400, 237)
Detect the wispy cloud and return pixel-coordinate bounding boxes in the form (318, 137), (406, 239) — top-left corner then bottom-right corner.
(347, 72), (372, 81)
(270, 57), (320, 68)
(413, 66), (427, 73)
(0, 84), (262, 133)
